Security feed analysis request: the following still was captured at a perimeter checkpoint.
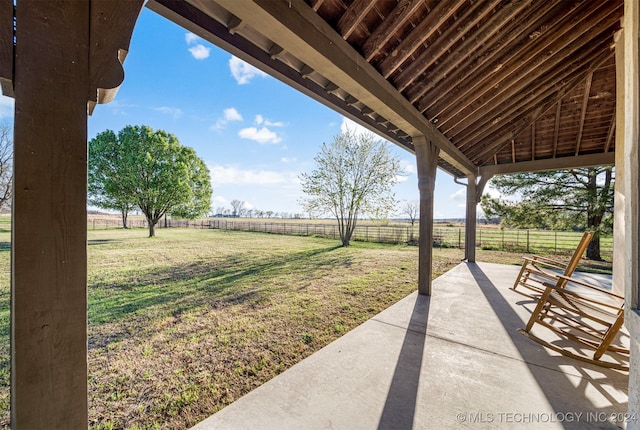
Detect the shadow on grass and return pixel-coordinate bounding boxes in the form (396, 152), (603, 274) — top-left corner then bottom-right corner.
(88, 239), (124, 246)
(0, 242), (9, 252)
(88, 244), (343, 346)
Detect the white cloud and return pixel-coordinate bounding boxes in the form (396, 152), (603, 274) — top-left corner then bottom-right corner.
(212, 195), (229, 205)
(0, 96), (14, 119)
(185, 32), (211, 60)
(209, 165), (297, 185)
(229, 56), (268, 85)
(225, 108), (243, 122)
(185, 32), (199, 44)
(400, 159), (416, 174)
(188, 44), (211, 60)
(254, 114), (283, 127)
(211, 107), (244, 130)
(281, 157), (297, 163)
(155, 106), (183, 119)
(238, 126), (282, 144)
(451, 188), (466, 201)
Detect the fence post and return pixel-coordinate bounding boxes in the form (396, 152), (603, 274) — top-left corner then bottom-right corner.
(502, 229), (505, 250)
(527, 229), (530, 253)
(479, 228), (482, 247)
(554, 231), (557, 253)
(458, 228), (461, 248)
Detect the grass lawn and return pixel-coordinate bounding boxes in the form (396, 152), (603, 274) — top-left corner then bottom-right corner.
(0, 227), (611, 429)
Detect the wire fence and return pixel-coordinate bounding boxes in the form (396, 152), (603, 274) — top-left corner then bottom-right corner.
(88, 217), (612, 258)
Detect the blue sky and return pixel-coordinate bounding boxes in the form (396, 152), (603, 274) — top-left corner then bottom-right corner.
(0, 7), (473, 219)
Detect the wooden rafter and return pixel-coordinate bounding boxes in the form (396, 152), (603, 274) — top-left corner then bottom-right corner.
(553, 100), (561, 157)
(377, 1), (463, 78)
(531, 122), (536, 161)
(362, 0), (425, 62)
(605, 113), (616, 153)
(394, 0), (521, 92)
(453, 34), (615, 152)
(468, 49), (615, 164)
(575, 72), (593, 156)
(433, 1), (620, 134)
(409, 0), (565, 107)
(145, 0), (623, 177)
(337, 0), (376, 40)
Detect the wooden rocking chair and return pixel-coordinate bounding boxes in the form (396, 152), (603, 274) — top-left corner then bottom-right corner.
(512, 230), (594, 295)
(518, 274), (628, 370)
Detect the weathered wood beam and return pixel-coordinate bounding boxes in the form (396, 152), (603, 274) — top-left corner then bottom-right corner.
(13, 2), (90, 427)
(377, 0), (462, 79)
(414, 135), (439, 295)
(452, 34), (613, 148)
(211, 0), (475, 174)
(427, 1), (620, 128)
(511, 139), (516, 163)
(531, 122), (536, 161)
(0, 0), (14, 97)
(394, 0), (516, 92)
(553, 100), (562, 157)
(362, 0), (424, 62)
(575, 72), (594, 155)
(148, 0), (415, 153)
(465, 175), (478, 263)
(310, 0), (325, 13)
(605, 112), (616, 152)
(479, 152), (615, 177)
(469, 48), (614, 164)
(408, 0), (563, 105)
(337, 0), (376, 40)
(88, 0), (144, 113)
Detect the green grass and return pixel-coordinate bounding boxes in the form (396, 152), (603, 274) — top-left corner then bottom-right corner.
(0, 226), (612, 429)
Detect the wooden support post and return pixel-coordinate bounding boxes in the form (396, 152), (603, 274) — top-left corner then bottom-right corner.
(613, 28), (626, 298)
(12, 2), (89, 427)
(465, 175), (478, 262)
(622, 0), (640, 421)
(414, 135), (439, 295)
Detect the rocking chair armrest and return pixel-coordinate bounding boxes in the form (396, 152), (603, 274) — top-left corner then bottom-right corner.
(522, 255), (568, 271)
(550, 274), (624, 300)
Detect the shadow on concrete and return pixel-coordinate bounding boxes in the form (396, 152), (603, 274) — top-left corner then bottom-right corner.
(377, 293), (430, 430)
(468, 263), (628, 429)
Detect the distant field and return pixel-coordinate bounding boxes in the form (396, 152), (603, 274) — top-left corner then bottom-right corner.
(0, 225), (611, 428)
(85, 214), (614, 259)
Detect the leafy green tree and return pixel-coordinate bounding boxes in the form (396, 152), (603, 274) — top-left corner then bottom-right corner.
(299, 130), (403, 247)
(88, 125), (212, 237)
(481, 167), (614, 260)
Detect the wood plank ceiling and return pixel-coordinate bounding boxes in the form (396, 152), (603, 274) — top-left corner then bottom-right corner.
(149, 0), (623, 178)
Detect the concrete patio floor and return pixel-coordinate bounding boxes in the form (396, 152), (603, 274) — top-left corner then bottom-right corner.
(192, 262), (630, 430)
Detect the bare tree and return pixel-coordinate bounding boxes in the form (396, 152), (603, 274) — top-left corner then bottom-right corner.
(230, 199), (245, 218)
(403, 200), (420, 227)
(0, 122), (12, 211)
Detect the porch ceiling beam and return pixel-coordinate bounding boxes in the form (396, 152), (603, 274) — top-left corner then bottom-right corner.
(425, 1), (620, 128)
(212, 0), (475, 175)
(478, 152), (615, 178)
(405, 0), (562, 106)
(394, 0), (510, 92)
(337, 0), (376, 41)
(468, 48), (614, 164)
(377, 1), (463, 79)
(361, 0), (424, 62)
